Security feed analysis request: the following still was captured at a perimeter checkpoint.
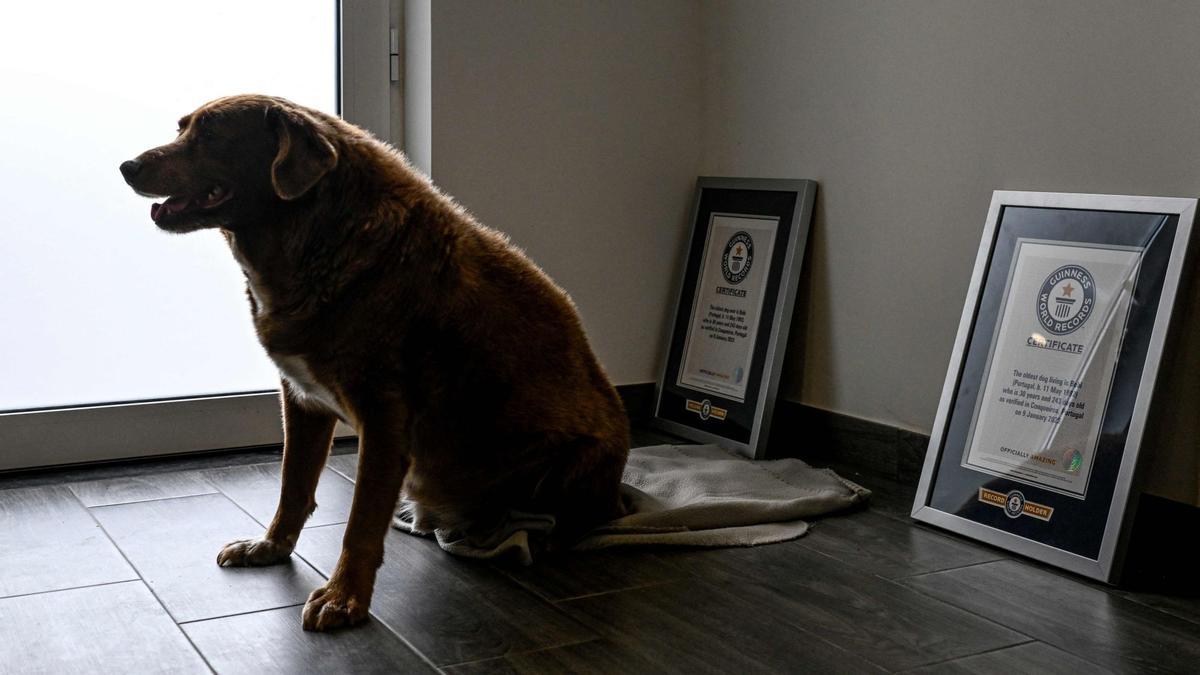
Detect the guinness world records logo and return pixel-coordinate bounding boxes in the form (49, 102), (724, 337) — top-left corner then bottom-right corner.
(1004, 490), (1026, 519)
(1036, 264), (1095, 336)
(722, 231), (754, 285)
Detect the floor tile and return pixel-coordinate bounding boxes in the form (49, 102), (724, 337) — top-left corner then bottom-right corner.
(183, 603), (436, 674)
(443, 639), (657, 674)
(203, 462), (355, 528)
(903, 559), (1200, 673)
(0, 581), (207, 674)
(561, 580), (883, 673)
(495, 548), (681, 602)
(659, 540), (1026, 671)
(904, 640), (1108, 674)
(0, 447), (284, 493)
(799, 509), (1004, 579)
(69, 470), (216, 507)
(296, 524), (594, 666)
(326, 453), (358, 483)
(92, 492), (327, 623)
(0, 485), (137, 598)
(7, 424), (1200, 674)
(1114, 587), (1200, 628)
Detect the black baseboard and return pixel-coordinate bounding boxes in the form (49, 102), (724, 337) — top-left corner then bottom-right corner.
(1122, 492), (1200, 591)
(620, 383), (931, 480)
(765, 398), (931, 481)
(616, 382), (657, 423)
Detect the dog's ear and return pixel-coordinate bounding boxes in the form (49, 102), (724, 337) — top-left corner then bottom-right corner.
(268, 106), (337, 200)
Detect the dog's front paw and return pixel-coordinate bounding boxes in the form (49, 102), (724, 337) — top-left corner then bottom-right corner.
(302, 582), (370, 631)
(216, 537), (293, 567)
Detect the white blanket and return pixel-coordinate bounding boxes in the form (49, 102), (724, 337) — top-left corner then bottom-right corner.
(392, 443), (870, 564)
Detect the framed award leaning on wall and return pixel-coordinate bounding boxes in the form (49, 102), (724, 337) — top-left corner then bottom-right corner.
(651, 177), (816, 459)
(912, 191), (1197, 582)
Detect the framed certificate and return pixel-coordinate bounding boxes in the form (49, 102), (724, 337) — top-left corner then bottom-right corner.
(652, 177), (817, 459)
(912, 191), (1197, 582)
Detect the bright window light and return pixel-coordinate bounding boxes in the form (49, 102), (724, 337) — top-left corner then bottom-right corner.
(0, 1), (337, 411)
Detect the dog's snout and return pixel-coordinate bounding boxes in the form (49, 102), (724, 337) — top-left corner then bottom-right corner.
(119, 159), (142, 181)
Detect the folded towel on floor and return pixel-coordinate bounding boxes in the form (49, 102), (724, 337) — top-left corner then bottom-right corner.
(392, 443), (870, 564)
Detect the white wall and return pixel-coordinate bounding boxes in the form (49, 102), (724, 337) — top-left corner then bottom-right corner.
(699, 0), (1200, 503)
(427, 0), (703, 385)
(700, 1), (1200, 438)
(423, 1), (1199, 502)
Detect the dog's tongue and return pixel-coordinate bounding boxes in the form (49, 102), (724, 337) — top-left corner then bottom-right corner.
(151, 196), (190, 222)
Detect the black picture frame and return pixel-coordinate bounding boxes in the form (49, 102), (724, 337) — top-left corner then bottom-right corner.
(912, 191), (1197, 582)
(651, 177), (817, 459)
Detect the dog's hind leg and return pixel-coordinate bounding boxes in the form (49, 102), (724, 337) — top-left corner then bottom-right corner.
(302, 416), (410, 631)
(218, 381), (337, 567)
(541, 435), (629, 548)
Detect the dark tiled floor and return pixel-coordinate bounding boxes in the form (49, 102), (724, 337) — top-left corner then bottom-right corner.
(1, 430), (1197, 674)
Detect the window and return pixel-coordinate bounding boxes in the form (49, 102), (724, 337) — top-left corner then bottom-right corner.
(0, 1), (393, 469)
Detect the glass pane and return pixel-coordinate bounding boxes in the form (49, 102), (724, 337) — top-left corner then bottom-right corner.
(0, 1), (336, 411)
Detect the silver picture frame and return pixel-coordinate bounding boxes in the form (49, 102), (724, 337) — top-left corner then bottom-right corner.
(651, 177), (817, 459)
(912, 190), (1197, 582)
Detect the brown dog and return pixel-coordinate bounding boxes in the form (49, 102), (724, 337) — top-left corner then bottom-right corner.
(119, 95), (629, 631)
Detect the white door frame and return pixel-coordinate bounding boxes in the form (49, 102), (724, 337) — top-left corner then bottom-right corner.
(0, 0), (393, 471)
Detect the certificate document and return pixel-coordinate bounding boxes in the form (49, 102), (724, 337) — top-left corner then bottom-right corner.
(676, 213), (778, 402)
(962, 239), (1143, 497)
